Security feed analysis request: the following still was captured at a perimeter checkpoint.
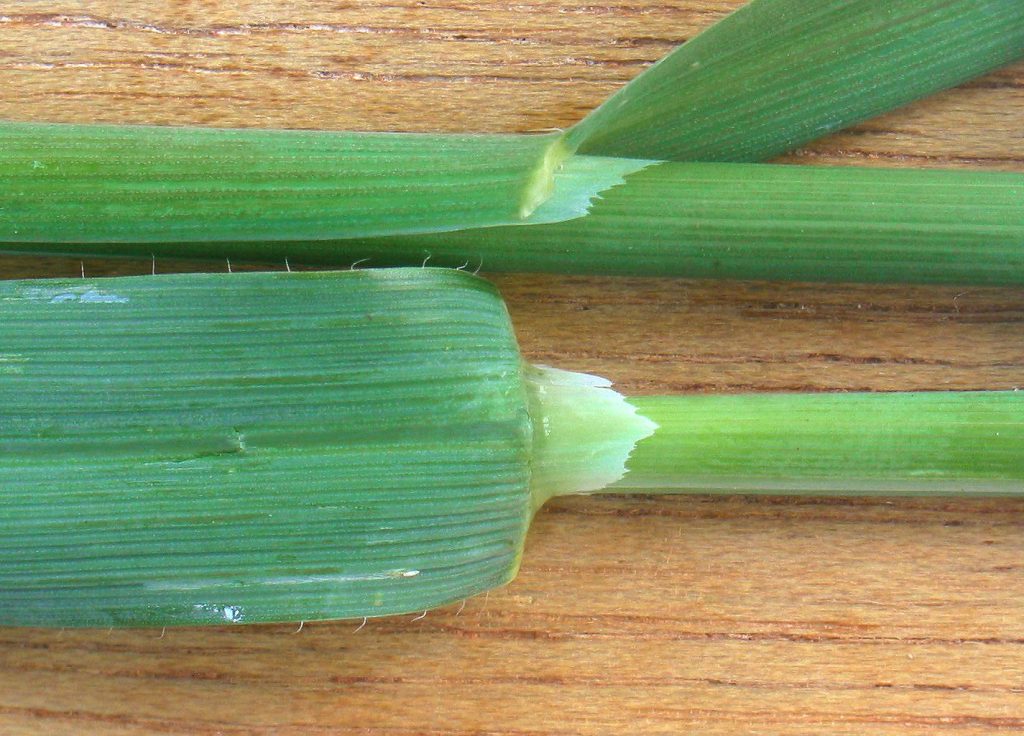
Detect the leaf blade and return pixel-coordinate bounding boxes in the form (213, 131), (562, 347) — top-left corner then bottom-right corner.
(564, 0), (1024, 162)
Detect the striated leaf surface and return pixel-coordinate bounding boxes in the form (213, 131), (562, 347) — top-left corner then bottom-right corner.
(0, 268), (534, 627)
(564, 0), (1024, 162)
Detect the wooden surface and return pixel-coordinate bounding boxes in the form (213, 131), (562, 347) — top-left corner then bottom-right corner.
(2, 1), (1024, 734)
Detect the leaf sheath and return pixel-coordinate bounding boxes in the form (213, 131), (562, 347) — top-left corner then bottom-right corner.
(0, 268), (533, 627)
(0, 122), (562, 243)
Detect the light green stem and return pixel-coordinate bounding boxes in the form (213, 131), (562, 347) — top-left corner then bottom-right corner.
(607, 391), (1024, 496)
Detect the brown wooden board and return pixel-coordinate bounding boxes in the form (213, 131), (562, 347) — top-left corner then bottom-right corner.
(1, 1), (1023, 733)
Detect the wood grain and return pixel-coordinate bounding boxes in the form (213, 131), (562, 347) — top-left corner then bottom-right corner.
(1, 1), (1024, 734)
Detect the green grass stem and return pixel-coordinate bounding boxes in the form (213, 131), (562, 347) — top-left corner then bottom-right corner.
(47, 161), (1022, 287)
(614, 392), (1024, 495)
